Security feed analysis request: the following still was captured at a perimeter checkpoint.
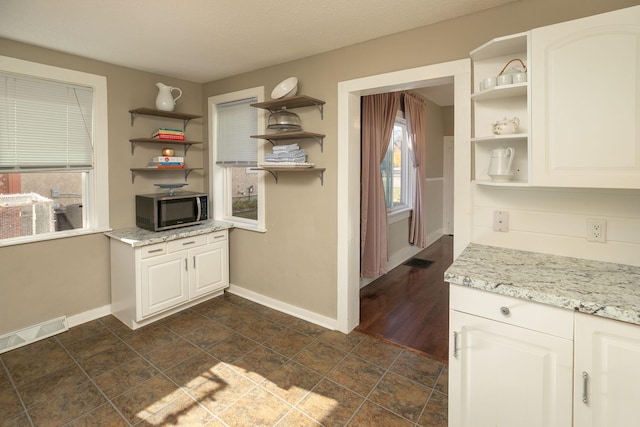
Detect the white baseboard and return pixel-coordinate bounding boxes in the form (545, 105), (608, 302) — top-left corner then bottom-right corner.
(227, 284), (337, 331)
(67, 304), (112, 328)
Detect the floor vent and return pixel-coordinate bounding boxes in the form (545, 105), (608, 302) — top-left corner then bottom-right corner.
(0, 316), (68, 354)
(403, 258), (434, 269)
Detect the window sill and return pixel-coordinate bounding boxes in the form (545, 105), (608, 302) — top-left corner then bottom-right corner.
(222, 219), (266, 233)
(387, 208), (412, 225)
(0, 227), (112, 247)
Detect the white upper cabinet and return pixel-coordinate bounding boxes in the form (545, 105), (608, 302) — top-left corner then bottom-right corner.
(531, 6), (640, 188)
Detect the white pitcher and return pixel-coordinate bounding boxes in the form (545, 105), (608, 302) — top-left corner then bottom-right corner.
(488, 147), (515, 181)
(155, 82), (182, 111)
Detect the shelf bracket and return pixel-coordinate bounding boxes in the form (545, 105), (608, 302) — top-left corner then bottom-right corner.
(130, 169), (138, 183)
(129, 111), (193, 130)
(316, 103), (324, 120)
(262, 169), (324, 186)
(314, 136), (324, 153)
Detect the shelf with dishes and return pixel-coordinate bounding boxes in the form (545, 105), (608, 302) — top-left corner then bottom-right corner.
(251, 131), (325, 152)
(250, 95), (326, 119)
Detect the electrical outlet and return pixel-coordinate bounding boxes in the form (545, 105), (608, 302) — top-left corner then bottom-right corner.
(587, 218), (606, 243)
(493, 210), (509, 232)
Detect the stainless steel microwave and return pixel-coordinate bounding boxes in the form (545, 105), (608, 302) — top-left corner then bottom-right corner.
(135, 191), (208, 231)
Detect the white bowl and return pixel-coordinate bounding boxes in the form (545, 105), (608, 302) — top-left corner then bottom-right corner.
(271, 77), (298, 99)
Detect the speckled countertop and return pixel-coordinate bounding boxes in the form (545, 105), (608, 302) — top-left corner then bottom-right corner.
(105, 220), (233, 247)
(445, 243), (640, 326)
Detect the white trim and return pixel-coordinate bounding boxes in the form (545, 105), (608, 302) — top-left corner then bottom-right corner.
(0, 55), (110, 240)
(208, 87), (265, 231)
(67, 304), (112, 328)
(227, 284), (337, 330)
(336, 59), (471, 333)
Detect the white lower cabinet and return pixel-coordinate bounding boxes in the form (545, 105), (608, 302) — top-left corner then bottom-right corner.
(573, 312), (640, 427)
(449, 286), (574, 427)
(111, 230), (229, 329)
(449, 285), (640, 427)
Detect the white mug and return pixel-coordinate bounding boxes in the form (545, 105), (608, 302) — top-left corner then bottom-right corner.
(497, 74), (512, 86)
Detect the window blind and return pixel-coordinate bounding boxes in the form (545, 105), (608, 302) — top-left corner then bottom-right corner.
(0, 71), (94, 171)
(215, 97), (257, 166)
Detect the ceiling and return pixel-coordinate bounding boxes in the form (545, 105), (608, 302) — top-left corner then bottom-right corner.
(1, 0), (516, 88)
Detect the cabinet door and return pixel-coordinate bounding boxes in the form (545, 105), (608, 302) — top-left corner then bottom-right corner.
(449, 310), (573, 427)
(140, 251), (188, 318)
(531, 6), (640, 188)
(574, 312), (640, 427)
(189, 240), (228, 298)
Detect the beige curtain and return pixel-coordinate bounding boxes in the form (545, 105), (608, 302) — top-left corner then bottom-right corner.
(360, 92), (400, 278)
(403, 92), (427, 248)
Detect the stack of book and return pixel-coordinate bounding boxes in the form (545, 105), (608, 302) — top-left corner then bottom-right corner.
(147, 156), (185, 169)
(151, 128), (185, 141)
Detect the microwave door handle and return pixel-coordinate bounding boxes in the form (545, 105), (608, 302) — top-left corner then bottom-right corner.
(196, 197), (202, 220)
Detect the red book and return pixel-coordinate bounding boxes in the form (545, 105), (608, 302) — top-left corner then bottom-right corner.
(152, 134), (185, 140)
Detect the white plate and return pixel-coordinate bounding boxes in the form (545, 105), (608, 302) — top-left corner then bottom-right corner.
(271, 77), (298, 99)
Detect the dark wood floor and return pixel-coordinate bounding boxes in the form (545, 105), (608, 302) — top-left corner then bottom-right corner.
(356, 235), (453, 364)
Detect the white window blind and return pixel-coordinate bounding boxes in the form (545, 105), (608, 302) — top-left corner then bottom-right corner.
(0, 71), (93, 171)
(215, 97), (257, 166)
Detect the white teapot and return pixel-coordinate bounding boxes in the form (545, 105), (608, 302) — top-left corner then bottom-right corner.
(155, 82), (182, 112)
(491, 117), (520, 135)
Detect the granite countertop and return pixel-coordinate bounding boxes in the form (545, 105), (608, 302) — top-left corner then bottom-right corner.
(444, 243), (640, 326)
(105, 220), (233, 247)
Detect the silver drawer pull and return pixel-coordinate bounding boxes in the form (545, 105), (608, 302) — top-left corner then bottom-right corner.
(500, 306), (510, 316)
(147, 249), (163, 254)
(453, 331), (459, 358)
(213, 235), (225, 239)
(182, 241), (197, 246)
(582, 371), (589, 404)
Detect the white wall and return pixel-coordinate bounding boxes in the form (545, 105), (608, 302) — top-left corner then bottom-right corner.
(472, 185), (640, 266)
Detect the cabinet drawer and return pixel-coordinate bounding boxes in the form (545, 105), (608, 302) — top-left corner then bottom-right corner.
(450, 285), (573, 339)
(140, 243), (167, 259)
(167, 235), (206, 253)
(207, 230), (227, 244)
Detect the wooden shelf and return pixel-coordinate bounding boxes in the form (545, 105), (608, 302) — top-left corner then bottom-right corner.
(471, 83), (527, 101)
(129, 167), (203, 183)
(251, 131), (325, 152)
(251, 167), (326, 185)
(129, 138), (203, 155)
(128, 108), (202, 128)
(250, 95), (325, 119)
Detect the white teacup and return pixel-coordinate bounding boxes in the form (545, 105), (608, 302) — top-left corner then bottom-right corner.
(513, 72), (527, 84)
(482, 76), (497, 90)
(497, 74), (512, 86)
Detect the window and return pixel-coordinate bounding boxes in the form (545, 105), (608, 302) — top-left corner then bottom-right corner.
(209, 87), (265, 231)
(381, 112), (414, 217)
(0, 56), (109, 245)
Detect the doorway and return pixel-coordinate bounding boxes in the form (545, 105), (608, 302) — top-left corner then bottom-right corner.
(336, 59), (472, 333)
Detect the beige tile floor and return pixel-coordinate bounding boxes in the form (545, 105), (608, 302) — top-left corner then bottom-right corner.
(0, 292), (447, 426)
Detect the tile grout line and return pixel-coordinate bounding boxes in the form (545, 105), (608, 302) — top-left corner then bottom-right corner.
(0, 353), (36, 427)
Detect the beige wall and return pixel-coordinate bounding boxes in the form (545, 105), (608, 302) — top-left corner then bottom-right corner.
(0, 39), (203, 334)
(0, 0), (636, 334)
(203, 0), (637, 321)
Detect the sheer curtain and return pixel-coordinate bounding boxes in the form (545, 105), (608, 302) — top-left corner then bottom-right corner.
(403, 91), (427, 248)
(360, 92), (400, 278)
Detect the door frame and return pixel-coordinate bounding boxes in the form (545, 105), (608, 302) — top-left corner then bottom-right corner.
(336, 59), (471, 333)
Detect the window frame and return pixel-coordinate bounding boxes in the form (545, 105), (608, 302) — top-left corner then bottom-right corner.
(382, 112), (414, 224)
(208, 87), (266, 232)
(0, 55), (109, 246)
